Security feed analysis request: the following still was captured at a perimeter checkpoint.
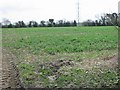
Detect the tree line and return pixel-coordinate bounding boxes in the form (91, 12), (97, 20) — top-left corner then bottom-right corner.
(1, 13), (120, 28)
(82, 13), (120, 26)
(1, 19), (77, 28)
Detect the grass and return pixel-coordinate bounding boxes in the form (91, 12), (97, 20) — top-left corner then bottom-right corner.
(2, 26), (119, 88)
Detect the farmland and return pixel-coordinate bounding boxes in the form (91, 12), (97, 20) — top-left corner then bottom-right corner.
(2, 26), (119, 88)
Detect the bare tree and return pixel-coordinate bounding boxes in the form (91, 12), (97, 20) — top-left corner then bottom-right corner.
(106, 13), (120, 29)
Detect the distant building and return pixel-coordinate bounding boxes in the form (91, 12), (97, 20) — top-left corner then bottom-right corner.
(118, 1), (120, 13)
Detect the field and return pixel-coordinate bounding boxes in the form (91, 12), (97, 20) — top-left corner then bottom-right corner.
(2, 26), (119, 88)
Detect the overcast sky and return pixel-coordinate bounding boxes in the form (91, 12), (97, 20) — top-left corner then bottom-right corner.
(0, 0), (119, 23)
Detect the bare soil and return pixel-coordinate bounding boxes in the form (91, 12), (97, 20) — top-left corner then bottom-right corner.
(42, 54), (118, 72)
(1, 49), (24, 89)
(79, 55), (118, 70)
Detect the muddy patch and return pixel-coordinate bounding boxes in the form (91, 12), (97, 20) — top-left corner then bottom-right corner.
(46, 60), (74, 72)
(36, 60), (74, 82)
(36, 54), (118, 78)
(1, 49), (25, 89)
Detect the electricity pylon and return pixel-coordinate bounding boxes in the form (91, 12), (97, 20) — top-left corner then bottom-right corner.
(77, 0), (80, 26)
(118, 1), (120, 13)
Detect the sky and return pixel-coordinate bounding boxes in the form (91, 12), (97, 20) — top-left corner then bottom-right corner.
(0, 0), (119, 23)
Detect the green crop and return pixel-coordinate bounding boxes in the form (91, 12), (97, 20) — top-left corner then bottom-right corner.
(2, 26), (118, 88)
